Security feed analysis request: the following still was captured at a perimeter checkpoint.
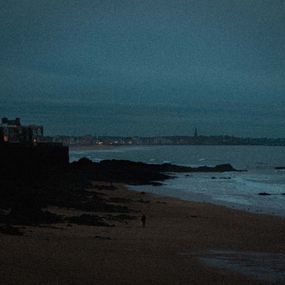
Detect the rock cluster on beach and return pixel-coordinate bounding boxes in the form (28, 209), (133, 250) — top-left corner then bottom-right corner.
(0, 156), (238, 233)
(71, 158), (239, 184)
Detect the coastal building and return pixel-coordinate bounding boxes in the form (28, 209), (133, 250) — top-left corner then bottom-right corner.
(0, 117), (69, 171)
(0, 117), (43, 143)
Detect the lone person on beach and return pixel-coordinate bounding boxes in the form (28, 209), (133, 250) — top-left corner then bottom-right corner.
(141, 214), (146, 228)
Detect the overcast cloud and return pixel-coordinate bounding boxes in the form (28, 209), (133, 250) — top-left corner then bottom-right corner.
(0, 0), (284, 136)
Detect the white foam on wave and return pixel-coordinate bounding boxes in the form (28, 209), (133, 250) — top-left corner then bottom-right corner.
(132, 170), (285, 217)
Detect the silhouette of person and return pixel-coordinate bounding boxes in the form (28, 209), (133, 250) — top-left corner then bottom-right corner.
(141, 214), (146, 228)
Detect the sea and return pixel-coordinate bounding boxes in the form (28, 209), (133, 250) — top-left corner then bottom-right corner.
(70, 145), (285, 217)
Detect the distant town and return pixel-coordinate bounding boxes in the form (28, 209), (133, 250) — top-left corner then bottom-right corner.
(50, 133), (285, 146)
(1, 118), (285, 146)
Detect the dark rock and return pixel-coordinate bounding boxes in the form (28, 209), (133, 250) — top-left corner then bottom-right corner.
(137, 199), (150, 204)
(95, 235), (111, 240)
(5, 209), (62, 226)
(70, 159), (240, 186)
(258, 192), (271, 196)
(0, 225), (23, 236)
(76, 157), (94, 167)
(151, 182), (163, 186)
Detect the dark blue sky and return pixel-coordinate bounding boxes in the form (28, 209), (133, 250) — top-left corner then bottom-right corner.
(1, 0), (284, 136)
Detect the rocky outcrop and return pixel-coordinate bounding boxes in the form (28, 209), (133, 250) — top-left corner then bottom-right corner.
(0, 154), (240, 232)
(70, 158), (239, 185)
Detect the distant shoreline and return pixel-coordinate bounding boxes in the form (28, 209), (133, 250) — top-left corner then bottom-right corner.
(69, 144), (285, 149)
(53, 134), (285, 147)
(70, 144), (119, 151)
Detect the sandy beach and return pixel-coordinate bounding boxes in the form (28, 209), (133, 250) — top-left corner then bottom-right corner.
(0, 183), (284, 285)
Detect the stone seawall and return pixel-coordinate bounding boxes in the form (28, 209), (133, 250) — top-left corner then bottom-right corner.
(0, 142), (69, 176)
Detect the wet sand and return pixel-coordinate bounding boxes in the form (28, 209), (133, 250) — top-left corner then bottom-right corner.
(0, 183), (284, 284)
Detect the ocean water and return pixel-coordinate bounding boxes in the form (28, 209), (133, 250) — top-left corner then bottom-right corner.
(70, 145), (285, 217)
